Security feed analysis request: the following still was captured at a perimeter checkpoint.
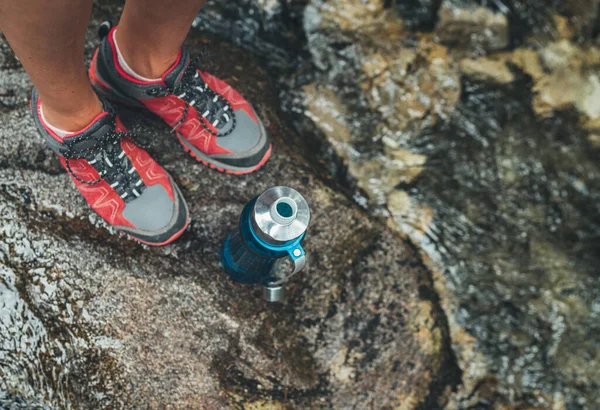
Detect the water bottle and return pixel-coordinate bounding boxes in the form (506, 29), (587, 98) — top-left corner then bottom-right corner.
(221, 186), (310, 302)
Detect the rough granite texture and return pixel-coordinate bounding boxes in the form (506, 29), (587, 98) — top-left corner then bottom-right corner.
(0, 8), (459, 410)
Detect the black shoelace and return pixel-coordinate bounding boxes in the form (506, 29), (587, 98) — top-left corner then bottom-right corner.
(170, 57), (237, 137)
(62, 121), (145, 202)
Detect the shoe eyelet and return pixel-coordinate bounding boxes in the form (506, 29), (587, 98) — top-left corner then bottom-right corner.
(147, 88), (162, 96)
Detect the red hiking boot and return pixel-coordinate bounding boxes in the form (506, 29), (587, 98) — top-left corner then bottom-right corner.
(31, 89), (190, 245)
(89, 26), (271, 175)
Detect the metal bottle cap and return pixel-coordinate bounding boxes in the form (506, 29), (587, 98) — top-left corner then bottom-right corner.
(252, 186), (310, 244)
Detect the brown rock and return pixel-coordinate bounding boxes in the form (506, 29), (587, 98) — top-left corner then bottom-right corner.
(553, 15), (576, 41)
(510, 48), (545, 82)
(459, 57), (515, 84)
(435, 3), (509, 52)
(589, 133), (600, 148)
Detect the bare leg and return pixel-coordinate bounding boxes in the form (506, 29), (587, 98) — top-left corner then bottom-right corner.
(0, 0), (102, 131)
(116, 0), (207, 79)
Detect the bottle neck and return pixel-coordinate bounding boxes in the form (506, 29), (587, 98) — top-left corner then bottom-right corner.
(249, 211), (305, 249)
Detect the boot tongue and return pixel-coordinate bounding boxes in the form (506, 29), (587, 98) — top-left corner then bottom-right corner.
(163, 49), (191, 90)
(62, 111), (115, 156)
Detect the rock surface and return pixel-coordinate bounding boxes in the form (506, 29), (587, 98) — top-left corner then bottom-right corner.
(0, 3), (459, 409)
(192, 0), (600, 409)
(3, 0), (600, 409)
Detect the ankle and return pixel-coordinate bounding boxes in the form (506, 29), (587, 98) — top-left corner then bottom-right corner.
(41, 97), (103, 133)
(125, 53), (178, 80)
(114, 28), (178, 80)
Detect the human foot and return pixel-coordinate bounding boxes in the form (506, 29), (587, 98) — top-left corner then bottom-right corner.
(31, 89), (190, 245)
(40, 91), (104, 132)
(89, 26), (271, 175)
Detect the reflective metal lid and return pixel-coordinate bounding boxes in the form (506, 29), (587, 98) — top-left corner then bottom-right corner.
(252, 186), (310, 244)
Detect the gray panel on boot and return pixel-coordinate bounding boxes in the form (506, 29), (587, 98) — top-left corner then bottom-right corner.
(122, 184), (174, 232)
(216, 109), (261, 153)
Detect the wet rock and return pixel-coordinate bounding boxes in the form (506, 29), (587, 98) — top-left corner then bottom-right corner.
(501, 0), (600, 45)
(296, 0), (460, 205)
(538, 39), (580, 71)
(435, 2), (509, 53)
(0, 4), (459, 409)
(387, 190), (433, 246)
(561, 0), (600, 40)
(589, 133), (600, 148)
(510, 47), (545, 81)
(398, 77), (600, 409)
(394, 0), (441, 31)
(459, 56), (515, 84)
(192, 0), (308, 68)
(552, 14), (577, 41)
(301, 82), (428, 204)
(450, 39), (600, 128)
(434, 0), (600, 48)
(276, 1), (600, 409)
(511, 41), (600, 127)
(4, 0), (599, 408)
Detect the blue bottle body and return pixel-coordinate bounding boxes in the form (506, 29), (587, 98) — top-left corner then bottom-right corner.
(222, 197), (306, 284)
